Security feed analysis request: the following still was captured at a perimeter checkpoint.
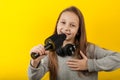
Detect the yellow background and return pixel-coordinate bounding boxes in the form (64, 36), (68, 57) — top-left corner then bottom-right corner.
(0, 0), (120, 80)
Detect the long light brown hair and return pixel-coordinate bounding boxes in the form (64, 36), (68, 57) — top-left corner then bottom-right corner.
(48, 6), (88, 80)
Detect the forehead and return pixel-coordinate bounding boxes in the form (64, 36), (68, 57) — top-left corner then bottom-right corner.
(59, 11), (79, 23)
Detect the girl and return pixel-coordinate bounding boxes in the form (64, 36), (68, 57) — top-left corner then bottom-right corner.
(28, 6), (120, 80)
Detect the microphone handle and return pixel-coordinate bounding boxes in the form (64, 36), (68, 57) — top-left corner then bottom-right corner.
(31, 33), (66, 59)
(31, 44), (53, 59)
(31, 52), (40, 59)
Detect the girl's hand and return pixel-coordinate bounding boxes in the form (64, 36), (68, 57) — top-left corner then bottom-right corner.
(66, 51), (88, 71)
(30, 44), (48, 68)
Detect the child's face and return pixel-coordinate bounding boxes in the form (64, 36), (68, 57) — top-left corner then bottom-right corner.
(57, 11), (79, 43)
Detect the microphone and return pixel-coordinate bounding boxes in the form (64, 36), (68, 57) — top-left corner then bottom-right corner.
(31, 34), (66, 59)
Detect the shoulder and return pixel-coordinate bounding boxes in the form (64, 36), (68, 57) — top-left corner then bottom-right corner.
(86, 42), (117, 59)
(87, 42), (105, 51)
(86, 42), (95, 52)
(86, 42), (96, 58)
(86, 42), (105, 59)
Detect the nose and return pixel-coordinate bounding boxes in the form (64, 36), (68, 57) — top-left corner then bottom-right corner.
(64, 25), (70, 32)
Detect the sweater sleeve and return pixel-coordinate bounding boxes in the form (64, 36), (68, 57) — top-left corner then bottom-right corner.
(28, 56), (49, 80)
(87, 44), (120, 72)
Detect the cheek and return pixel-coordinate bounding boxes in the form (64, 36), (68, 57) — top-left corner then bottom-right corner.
(56, 26), (61, 34)
(72, 30), (78, 37)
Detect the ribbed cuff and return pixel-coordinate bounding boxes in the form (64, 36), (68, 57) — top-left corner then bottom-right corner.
(30, 60), (41, 68)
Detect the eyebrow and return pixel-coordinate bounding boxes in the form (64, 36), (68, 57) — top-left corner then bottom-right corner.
(60, 18), (78, 25)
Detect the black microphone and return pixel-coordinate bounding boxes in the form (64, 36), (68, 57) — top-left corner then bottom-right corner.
(31, 34), (66, 59)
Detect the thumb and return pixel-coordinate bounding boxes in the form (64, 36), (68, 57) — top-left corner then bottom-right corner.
(80, 50), (87, 60)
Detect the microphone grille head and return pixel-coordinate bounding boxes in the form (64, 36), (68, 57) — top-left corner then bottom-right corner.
(53, 34), (66, 49)
(44, 34), (66, 50)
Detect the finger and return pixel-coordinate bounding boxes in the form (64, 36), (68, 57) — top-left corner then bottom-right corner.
(36, 45), (46, 55)
(38, 44), (45, 49)
(67, 59), (79, 62)
(66, 61), (78, 65)
(31, 48), (40, 54)
(38, 45), (45, 53)
(37, 48), (45, 55)
(35, 55), (46, 61)
(69, 67), (80, 71)
(45, 50), (49, 55)
(38, 55), (46, 60)
(80, 50), (87, 59)
(31, 47), (44, 56)
(67, 64), (78, 68)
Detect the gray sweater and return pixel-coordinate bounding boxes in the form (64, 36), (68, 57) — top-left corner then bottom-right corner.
(28, 44), (120, 80)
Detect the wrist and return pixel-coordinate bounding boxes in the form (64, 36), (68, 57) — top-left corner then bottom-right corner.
(30, 60), (41, 68)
